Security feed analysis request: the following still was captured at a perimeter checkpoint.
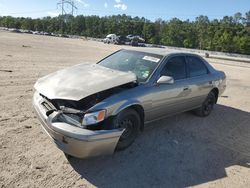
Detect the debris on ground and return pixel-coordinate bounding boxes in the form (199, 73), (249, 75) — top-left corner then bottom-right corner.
(24, 125), (32, 129)
(0, 70), (13, 73)
(22, 45), (31, 48)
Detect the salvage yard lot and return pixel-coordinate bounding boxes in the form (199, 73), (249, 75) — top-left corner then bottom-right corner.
(0, 31), (250, 188)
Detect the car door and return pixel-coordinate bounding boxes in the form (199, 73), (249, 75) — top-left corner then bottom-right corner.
(148, 55), (192, 121)
(184, 55), (214, 108)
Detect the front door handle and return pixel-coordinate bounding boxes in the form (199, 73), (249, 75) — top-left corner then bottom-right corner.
(183, 87), (189, 91)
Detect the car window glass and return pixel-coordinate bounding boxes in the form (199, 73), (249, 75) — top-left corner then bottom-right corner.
(99, 50), (163, 82)
(162, 56), (186, 80)
(187, 56), (208, 77)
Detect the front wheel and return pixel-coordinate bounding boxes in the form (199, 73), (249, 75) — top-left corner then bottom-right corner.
(111, 109), (141, 150)
(194, 91), (216, 117)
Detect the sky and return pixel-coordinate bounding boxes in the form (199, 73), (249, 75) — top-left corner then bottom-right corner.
(0, 0), (249, 21)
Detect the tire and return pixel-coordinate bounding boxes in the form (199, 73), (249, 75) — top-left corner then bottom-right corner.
(112, 109), (141, 150)
(194, 91), (216, 117)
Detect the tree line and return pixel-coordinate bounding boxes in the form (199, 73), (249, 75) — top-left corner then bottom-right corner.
(0, 11), (249, 54)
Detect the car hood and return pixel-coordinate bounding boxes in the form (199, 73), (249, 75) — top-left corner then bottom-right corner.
(34, 63), (137, 100)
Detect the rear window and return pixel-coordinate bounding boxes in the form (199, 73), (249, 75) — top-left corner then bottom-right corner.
(187, 56), (208, 77)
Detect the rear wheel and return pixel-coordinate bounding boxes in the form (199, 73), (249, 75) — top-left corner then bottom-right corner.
(194, 91), (216, 117)
(112, 109), (141, 150)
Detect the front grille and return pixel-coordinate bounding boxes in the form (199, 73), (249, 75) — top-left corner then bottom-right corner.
(40, 97), (57, 112)
(41, 101), (53, 111)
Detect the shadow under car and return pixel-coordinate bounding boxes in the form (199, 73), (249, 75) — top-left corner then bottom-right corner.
(68, 104), (250, 188)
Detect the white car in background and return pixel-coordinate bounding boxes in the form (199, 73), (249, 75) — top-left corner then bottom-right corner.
(103, 34), (117, 44)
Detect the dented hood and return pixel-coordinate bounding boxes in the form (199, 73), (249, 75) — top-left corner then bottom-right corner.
(34, 63), (137, 100)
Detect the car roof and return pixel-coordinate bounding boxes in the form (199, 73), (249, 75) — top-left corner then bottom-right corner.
(106, 34), (116, 37)
(121, 47), (200, 57)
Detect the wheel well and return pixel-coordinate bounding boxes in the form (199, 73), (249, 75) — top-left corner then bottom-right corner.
(128, 105), (145, 131)
(211, 88), (219, 103)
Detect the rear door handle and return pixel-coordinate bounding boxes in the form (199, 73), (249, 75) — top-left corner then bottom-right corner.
(183, 87), (189, 91)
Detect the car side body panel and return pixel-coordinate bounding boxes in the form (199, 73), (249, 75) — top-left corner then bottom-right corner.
(89, 53), (226, 123)
(89, 72), (226, 124)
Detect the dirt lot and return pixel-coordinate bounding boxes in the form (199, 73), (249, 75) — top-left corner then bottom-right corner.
(0, 31), (250, 188)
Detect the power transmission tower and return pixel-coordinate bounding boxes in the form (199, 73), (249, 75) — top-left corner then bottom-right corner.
(57, 0), (77, 34)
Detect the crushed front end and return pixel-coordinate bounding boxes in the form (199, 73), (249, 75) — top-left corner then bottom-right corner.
(33, 91), (124, 159)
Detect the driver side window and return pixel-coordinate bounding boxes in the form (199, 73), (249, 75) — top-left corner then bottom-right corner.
(161, 56), (187, 80)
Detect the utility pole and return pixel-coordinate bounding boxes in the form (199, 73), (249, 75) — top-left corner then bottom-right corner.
(71, 1), (76, 15)
(57, 0), (77, 34)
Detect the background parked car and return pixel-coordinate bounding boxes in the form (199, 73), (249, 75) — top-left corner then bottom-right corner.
(114, 35), (128, 45)
(126, 34), (135, 41)
(103, 34), (117, 44)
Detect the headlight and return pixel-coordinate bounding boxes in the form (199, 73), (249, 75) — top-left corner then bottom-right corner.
(54, 109), (106, 128)
(82, 110), (106, 126)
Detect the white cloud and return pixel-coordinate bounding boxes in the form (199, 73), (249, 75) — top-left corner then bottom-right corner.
(104, 2), (108, 8)
(47, 11), (60, 17)
(114, 0), (127, 11)
(114, 3), (127, 11)
(75, 0), (89, 7)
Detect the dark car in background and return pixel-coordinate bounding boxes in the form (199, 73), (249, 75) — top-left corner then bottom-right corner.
(114, 35), (128, 45)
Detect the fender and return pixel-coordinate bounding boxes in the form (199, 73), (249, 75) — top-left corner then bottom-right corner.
(111, 98), (143, 116)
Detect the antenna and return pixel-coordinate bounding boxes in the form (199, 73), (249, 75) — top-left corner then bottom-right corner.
(57, 0), (78, 34)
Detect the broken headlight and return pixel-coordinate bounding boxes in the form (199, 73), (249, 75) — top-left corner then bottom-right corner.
(82, 110), (106, 126)
(55, 109), (106, 128)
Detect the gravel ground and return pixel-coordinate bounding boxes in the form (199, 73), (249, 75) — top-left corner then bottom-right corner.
(0, 31), (250, 188)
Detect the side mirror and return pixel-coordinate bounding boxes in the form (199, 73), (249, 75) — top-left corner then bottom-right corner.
(157, 76), (174, 85)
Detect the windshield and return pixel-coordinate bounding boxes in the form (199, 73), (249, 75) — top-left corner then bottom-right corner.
(98, 50), (163, 82)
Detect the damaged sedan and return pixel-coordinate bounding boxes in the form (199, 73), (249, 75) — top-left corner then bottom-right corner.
(33, 49), (226, 158)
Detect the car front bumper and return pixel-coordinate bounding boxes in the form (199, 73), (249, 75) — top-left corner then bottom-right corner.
(33, 92), (124, 159)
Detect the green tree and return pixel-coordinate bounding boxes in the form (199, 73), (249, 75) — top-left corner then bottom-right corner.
(0, 11), (249, 55)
